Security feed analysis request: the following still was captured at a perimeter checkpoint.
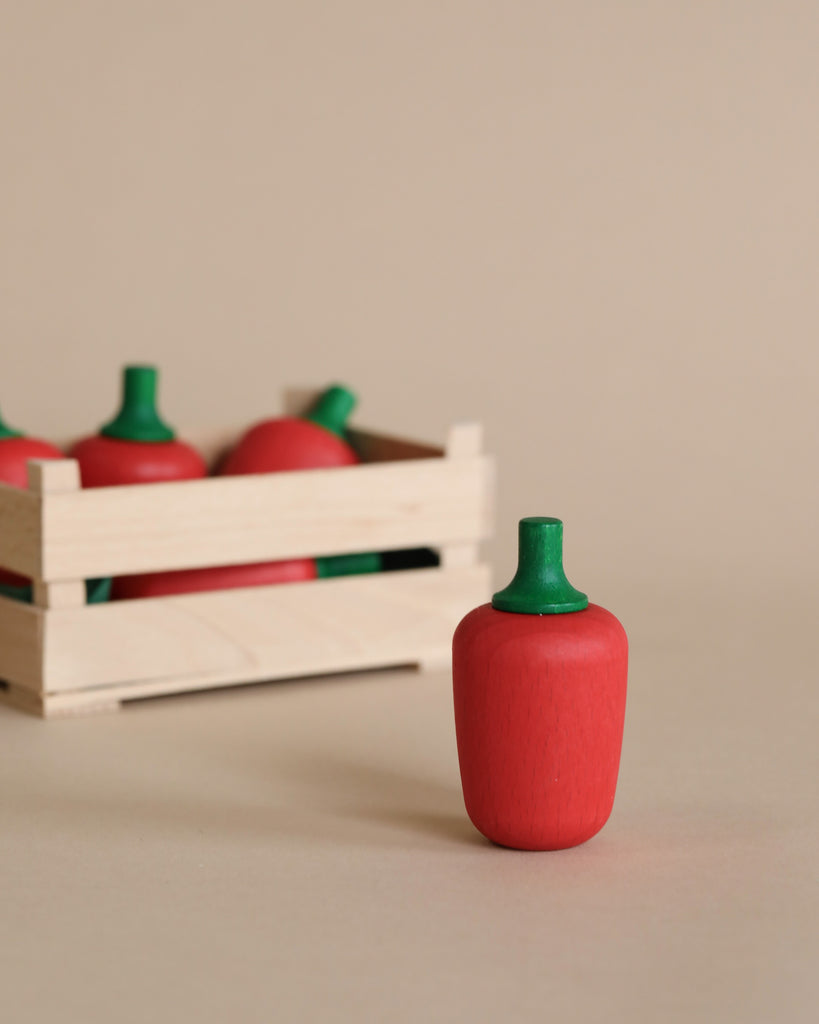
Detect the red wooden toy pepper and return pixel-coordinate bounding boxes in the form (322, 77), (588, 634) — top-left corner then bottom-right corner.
(220, 384), (359, 475)
(0, 409), (64, 488)
(127, 383), (363, 602)
(110, 552), (382, 600)
(452, 517), (628, 851)
(108, 383), (364, 600)
(0, 408), (64, 589)
(69, 365), (207, 487)
(112, 557), (318, 599)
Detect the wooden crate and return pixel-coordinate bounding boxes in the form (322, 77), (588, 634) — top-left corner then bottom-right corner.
(0, 391), (494, 717)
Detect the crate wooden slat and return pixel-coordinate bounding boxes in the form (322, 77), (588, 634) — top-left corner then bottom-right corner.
(0, 594), (42, 689)
(0, 564), (485, 716)
(0, 398), (494, 717)
(0, 483), (41, 578)
(38, 455), (490, 581)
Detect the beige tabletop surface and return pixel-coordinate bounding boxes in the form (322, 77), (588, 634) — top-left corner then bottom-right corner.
(2, 584), (817, 1024)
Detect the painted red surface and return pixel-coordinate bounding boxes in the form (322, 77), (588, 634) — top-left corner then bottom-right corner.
(452, 602), (628, 851)
(112, 557), (317, 600)
(0, 435), (65, 488)
(220, 418), (359, 475)
(0, 435), (65, 586)
(69, 435), (207, 487)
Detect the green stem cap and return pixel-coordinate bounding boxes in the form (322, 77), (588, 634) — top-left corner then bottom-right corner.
(304, 385), (357, 437)
(100, 366), (176, 442)
(0, 406), (23, 440)
(492, 517), (589, 614)
(316, 551), (383, 578)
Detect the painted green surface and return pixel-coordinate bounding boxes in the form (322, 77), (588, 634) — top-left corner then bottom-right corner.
(492, 517), (588, 615)
(0, 577), (112, 605)
(101, 365), (176, 442)
(304, 384), (357, 438)
(316, 552), (383, 578)
(0, 406), (23, 440)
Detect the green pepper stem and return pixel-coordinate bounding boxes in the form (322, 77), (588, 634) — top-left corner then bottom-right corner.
(0, 405), (23, 440)
(492, 517), (589, 615)
(304, 385), (357, 437)
(100, 366), (176, 443)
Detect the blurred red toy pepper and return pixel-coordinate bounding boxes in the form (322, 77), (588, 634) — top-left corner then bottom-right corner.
(0, 408), (64, 590)
(70, 365), (207, 487)
(452, 517), (628, 851)
(0, 409), (64, 488)
(111, 552), (383, 601)
(112, 557), (318, 599)
(220, 384), (359, 475)
(136, 383), (362, 602)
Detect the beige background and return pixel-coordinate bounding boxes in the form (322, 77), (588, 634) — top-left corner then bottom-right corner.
(1, 3), (817, 1022)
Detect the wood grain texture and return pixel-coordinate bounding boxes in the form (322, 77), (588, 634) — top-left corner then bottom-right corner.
(0, 595), (43, 690)
(440, 543), (479, 568)
(38, 455), (492, 581)
(0, 681), (45, 717)
(0, 482), (41, 577)
(27, 458), (81, 494)
(1, 410), (495, 717)
(32, 655), (453, 717)
(27, 459), (86, 608)
(0, 682), (121, 718)
(34, 565), (489, 701)
(32, 580), (87, 609)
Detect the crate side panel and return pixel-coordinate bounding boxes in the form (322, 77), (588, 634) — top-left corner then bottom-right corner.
(0, 484), (41, 577)
(40, 457), (491, 580)
(0, 596), (43, 690)
(41, 566), (490, 694)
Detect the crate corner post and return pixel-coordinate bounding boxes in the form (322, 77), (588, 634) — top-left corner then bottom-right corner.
(28, 458), (87, 610)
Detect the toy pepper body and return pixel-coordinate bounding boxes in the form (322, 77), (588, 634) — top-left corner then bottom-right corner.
(220, 385), (360, 475)
(0, 409), (64, 589)
(67, 366), (206, 600)
(112, 558), (318, 599)
(179, 384), (365, 598)
(452, 517), (628, 851)
(69, 365), (207, 487)
(111, 551), (382, 600)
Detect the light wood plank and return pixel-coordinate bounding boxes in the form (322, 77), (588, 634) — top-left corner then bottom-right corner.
(39, 456), (493, 581)
(440, 543), (479, 569)
(40, 565), (490, 695)
(0, 681), (45, 717)
(33, 580), (87, 609)
(0, 683), (120, 718)
(0, 594), (43, 690)
(41, 691), (121, 718)
(27, 458), (81, 493)
(0, 481), (41, 577)
(27, 459), (86, 608)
